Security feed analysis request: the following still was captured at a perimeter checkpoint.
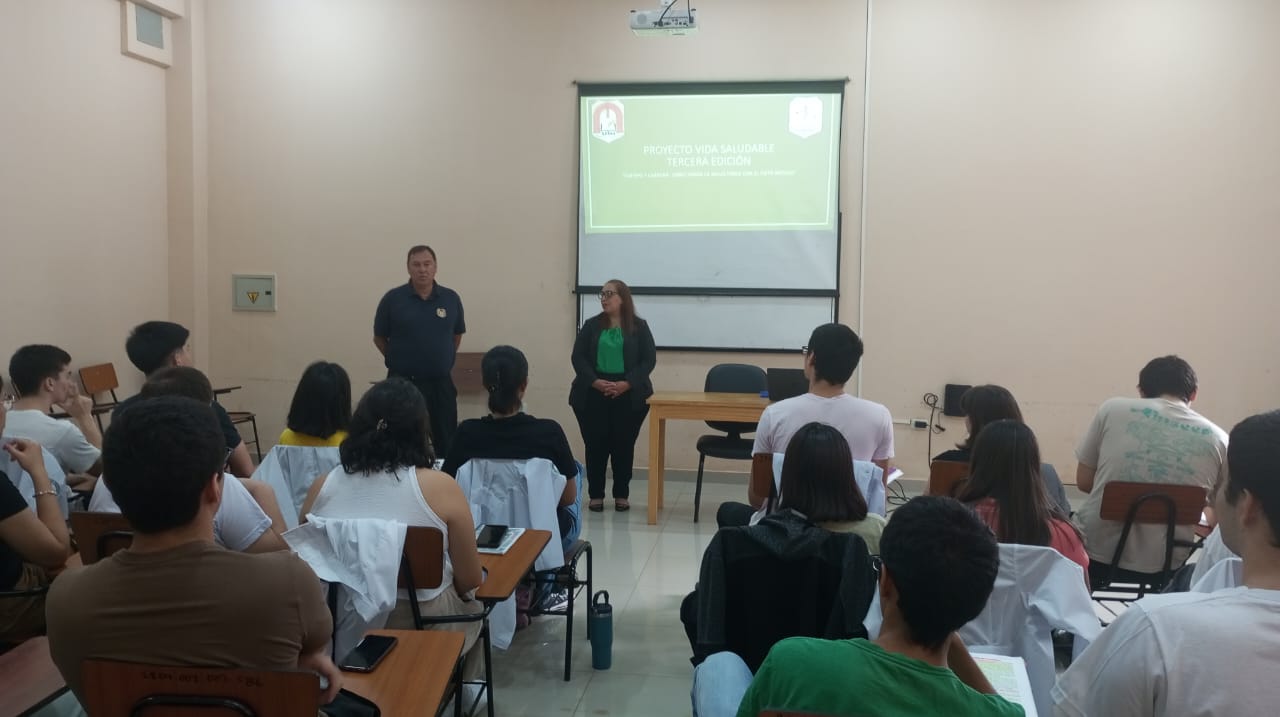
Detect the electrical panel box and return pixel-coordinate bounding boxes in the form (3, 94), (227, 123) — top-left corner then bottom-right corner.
(232, 274), (276, 312)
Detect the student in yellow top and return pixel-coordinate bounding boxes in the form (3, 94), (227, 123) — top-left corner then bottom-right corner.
(278, 361), (351, 448)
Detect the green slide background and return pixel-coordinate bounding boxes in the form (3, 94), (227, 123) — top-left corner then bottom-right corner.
(581, 93), (840, 234)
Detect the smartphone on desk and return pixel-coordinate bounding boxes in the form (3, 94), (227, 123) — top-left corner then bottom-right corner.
(338, 634), (397, 673)
(476, 524), (508, 550)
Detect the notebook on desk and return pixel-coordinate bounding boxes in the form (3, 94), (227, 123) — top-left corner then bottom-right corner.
(971, 653), (1038, 717)
(475, 526), (524, 555)
(765, 368), (807, 403)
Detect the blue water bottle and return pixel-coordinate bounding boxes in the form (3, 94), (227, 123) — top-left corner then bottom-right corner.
(589, 590), (613, 670)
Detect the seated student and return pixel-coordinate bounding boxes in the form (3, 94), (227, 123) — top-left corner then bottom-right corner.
(5, 344), (102, 484)
(1074, 355), (1227, 585)
(718, 323), (894, 528)
(45, 396), (341, 706)
(89, 367), (287, 553)
(442, 345), (580, 543)
(0, 398), (72, 642)
(300, 378), (485, 674)
(700, 496), (1022, 717)
(768, 421), (886, 553)
(1053, 410), (1280, 716)
(116, 321), (255, 478)
(956, 420), (1089, 578)
(682, 423), (880, 672)
(934, 384), (1070, 514)
(279, 361), (351, 447)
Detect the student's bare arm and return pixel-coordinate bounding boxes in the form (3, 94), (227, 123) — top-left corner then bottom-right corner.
(239, 478), (287, 535)
(1076, 464), (1097, 493)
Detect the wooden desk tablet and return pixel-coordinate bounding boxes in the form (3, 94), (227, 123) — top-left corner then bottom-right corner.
(476, 529), (552, 602)
(0, 637), (67, 717)
(645, 391), (770, 524)
(342, 629), (464, 715)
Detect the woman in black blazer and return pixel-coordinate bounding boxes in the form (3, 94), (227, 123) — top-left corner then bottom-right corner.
(569, 280), (656, 512)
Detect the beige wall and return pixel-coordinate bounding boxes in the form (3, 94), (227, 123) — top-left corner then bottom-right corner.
(202, 0), (869, 470)
(0, 0), (170, 395)
(9, 1), (1277, 486)
(863, 0), (1280, 477)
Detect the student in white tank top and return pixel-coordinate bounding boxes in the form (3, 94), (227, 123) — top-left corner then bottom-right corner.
(300, 378), (485, 673)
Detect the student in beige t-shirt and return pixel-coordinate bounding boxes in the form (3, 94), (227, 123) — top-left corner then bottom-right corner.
(45, 396), (341, 707)
(1073, 356), (1227, 584)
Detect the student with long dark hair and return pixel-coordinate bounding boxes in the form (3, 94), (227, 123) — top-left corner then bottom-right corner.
(299, 379), (484, 672)
(279, 361), (352, 447)
(956, 420), (1088, 575)
(934, 384), (1071, 515)
(569, 279), (656, 512)
(444, 346), (580, 542)
(775, 422), (885, 552)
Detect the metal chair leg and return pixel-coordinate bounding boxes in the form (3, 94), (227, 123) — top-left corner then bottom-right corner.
(454, 658), (464, 717)
(564, 574), (574, 682)
(694, 453), (707, 522)
(248, 415), (261, 462)
(483, 619), (495, 717)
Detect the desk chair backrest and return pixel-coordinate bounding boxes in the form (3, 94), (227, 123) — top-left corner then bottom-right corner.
(82, 659), (319, 717)
(398, 525), (446, 593)
(78, 363), (121, 407)
(253, 445), (342, 530)
(70, 511), (134, 564)
(704, 364), (767, 437)
(1098, 481), (1207, 581)
(926, 460), (969, 498)
(958, 543), (1100, 717)
(750, 453), (887, 518)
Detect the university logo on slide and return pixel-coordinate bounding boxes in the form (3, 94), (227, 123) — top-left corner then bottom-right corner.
(591, 100), (625, 143)
(788, 97), (823, 139)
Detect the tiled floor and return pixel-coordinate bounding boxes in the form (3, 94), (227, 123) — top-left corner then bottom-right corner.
(490, 476), (743, 717)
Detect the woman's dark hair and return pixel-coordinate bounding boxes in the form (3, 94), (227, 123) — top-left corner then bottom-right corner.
(957, 420), (1071, 546)
(340, 378), (435, 474)
(482, 345), (528, 415)
(958, 385), (1023, 451)
(286, 361), (352, 439)
(601, 279), (639, 335)
(777, 422), (868, 523)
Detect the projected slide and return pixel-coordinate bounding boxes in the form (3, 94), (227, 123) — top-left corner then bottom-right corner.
(581, 94), (839, 233)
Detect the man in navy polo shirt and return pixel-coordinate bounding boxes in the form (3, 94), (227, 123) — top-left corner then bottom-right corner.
(374, 245), (466, 457)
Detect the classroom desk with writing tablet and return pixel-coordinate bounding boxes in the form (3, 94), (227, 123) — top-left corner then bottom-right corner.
(342, 629), (464, 715)
(476, 529), (552, 602)
(0, 637), (67, 717)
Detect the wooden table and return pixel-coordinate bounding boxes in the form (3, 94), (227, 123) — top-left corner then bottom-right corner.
(342, 629), (463, 716)
(477, 529), (552, 602)
(0, 637), (67, 717)
(645, 391), (769, 524)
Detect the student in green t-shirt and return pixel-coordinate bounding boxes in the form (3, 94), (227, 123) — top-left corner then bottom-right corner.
(718, 496), (1024, 717)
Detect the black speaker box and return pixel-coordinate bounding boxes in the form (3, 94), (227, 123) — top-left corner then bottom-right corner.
(943, 384), (971, 417)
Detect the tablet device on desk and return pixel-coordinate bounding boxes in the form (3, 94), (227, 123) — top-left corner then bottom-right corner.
(766, 368), (808, 403)
(339, 634), (397, 673)
(476, 524), (508, 550)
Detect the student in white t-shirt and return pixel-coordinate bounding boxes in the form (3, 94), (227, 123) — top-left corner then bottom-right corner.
(87, 367), (288, 553)
(1053, 409), (1280, 717)
(5, 345), (102, 485)
(716, 323), (894, 528)
(1073, 355), (1227, 586)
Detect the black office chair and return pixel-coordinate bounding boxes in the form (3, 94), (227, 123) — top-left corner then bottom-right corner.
(693, 364), (767, 522)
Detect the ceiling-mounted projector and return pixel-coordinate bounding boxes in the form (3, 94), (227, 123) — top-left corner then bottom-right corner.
(630, 1), (697, 36)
